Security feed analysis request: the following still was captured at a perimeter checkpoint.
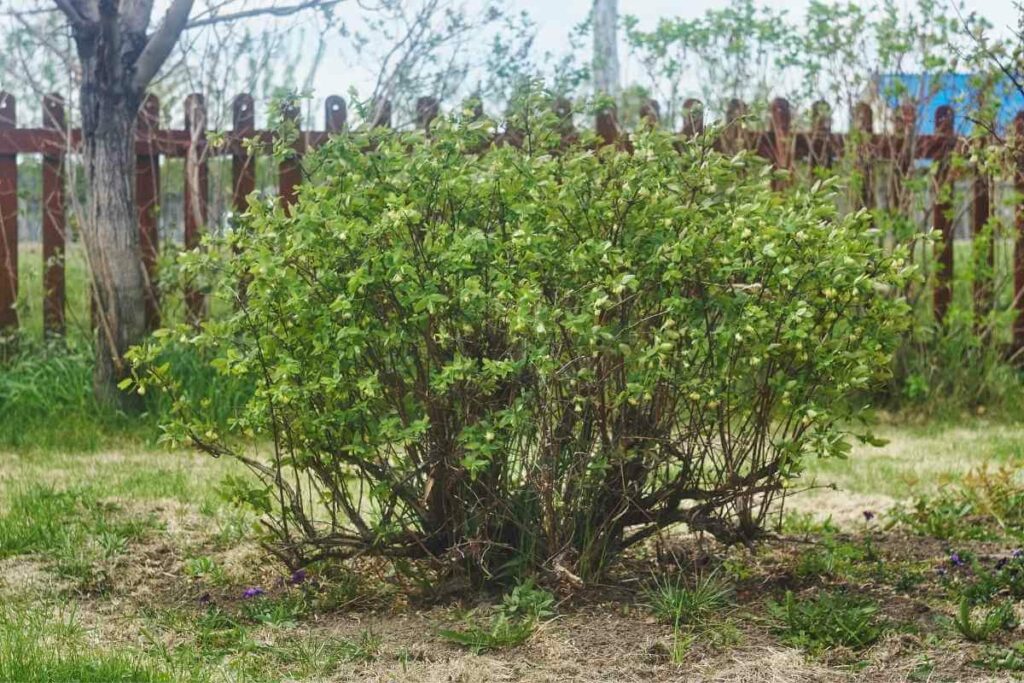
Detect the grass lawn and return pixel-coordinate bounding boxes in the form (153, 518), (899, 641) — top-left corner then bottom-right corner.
(2, 421), (1024, 681)
(790, 421), (1024, 524)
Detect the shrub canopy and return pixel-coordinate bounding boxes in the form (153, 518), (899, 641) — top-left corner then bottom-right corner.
(133, 98), (909, 581)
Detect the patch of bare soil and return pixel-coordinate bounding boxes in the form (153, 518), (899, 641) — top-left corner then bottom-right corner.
(314, 607), (999, 682)
(0, 556), (70, 595)
(314, 607), (822, 683)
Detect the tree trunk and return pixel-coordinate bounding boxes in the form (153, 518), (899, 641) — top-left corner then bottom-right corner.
(592, 0), (620, 98)
(79, 61), (147, 410)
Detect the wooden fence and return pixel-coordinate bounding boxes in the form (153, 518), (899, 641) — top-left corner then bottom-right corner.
(1, 92), (1023, 350)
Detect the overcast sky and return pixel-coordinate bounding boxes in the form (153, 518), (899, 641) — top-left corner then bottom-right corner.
(523, 0), (1019, 57)
(306, 0), (1021, 105)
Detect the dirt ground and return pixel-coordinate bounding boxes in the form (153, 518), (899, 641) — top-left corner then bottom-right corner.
(2, 425), (1024, 682)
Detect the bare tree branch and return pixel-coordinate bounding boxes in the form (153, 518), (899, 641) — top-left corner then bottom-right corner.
(51, 0), (90, 28)
(131, 0), (195, 91)
(75, 0), (100, 23)
(9, 9), (80, 76)
(0, 5), (59, 16)
(953, 3), (1024, 101)
(120, 0), (156, 38)
(185, 0), (342, 30)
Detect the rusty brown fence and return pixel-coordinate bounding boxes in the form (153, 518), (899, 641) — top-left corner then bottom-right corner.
(1, 91), (1023, 350)
(0, 90), (348, 335)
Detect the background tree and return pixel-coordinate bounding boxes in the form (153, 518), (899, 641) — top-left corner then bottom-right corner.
(0, 0), (340, 408)
(591, 0), (618, 98)
(2, 0), (527, 408)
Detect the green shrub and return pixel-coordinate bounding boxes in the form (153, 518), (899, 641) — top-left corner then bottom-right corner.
(0, 339), (130, 452)
(0, 333), (251, 453)
(769, 590), (884, 653)
(440, 580), (554, 653)
(439, 614), (537, 653)
(887, 299), (1024, 419)
(943, 550), (1024, 606)
(793, 539), (869, 581)
(975, 643), (1024, 673)
(500, 579), (555, 621)
(131, 93), (909, 581)
(643, 571), (731, 626)
(952, 597), (1018, 643)
(891, 467), (1024, 541)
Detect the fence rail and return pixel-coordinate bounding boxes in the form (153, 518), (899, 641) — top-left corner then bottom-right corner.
(1, 91), (1023, 351)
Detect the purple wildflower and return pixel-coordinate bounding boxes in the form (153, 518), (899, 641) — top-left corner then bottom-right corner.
(242, 587), (265, 599)
(862, 510), (875, 522)
(290, 569), (307, 585)
(1013, 548), (1023, 559)
(950, 553), (965, 567)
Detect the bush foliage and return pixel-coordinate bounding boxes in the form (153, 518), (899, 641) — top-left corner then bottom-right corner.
(131, 96), (909, 581)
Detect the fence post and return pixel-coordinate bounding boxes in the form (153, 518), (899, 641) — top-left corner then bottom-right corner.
(972, 137), (993, 325)
(325, 95), (346, 134)
(137, 94), (161, 331)
(42, 93), (65, 337)
(0, 92), (17, 333)
(184, 93), (208, 326)
(596, 104), (620, 147)
(416, 96), (439, 133)
(809, 99), (833, 169)
(681, 98), (703, 137)
(933, 105), (955, 324)
(770, 97), (792, 190)
(721, 98), (747, 155)
(229, 94), (256, 308)
(373, 99), (392, 129)
(552, 97), (577, 147)
(1014, 111), (1024, 352)
(853, 101), (875, 212)
(890, 102), (916, 231)
(279, 99), (302, 207)
(639, 99), (659, 129)
(232, 94), (256, 214)
(469, 97), (485, 121)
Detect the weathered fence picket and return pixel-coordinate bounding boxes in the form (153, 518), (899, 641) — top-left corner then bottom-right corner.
(278, 100), (302, 207)
(769, 97), (792, 191)
(137, 94), (160, 331)
(1015, 112), (1024, 351)
(853, 102), (874, 212)
(184, 94), (208, 327)
(973, 137), (993, 323)
(231, 94), (257, 219)
(42, 94), (65, 336)
(809, 100), (833, 170)
(682, 98), (702, 137)
(0, 92), (17, 332)
(933, 105), (955, 324)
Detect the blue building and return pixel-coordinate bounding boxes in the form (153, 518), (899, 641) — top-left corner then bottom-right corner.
(876, 73), (1024, 134)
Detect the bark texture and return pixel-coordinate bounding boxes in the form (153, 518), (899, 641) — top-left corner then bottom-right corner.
(82, 99), (146, 407)
(58, 0), (192, 408)
(74, 9), (145, 408)
(591, 0), (619, 98)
